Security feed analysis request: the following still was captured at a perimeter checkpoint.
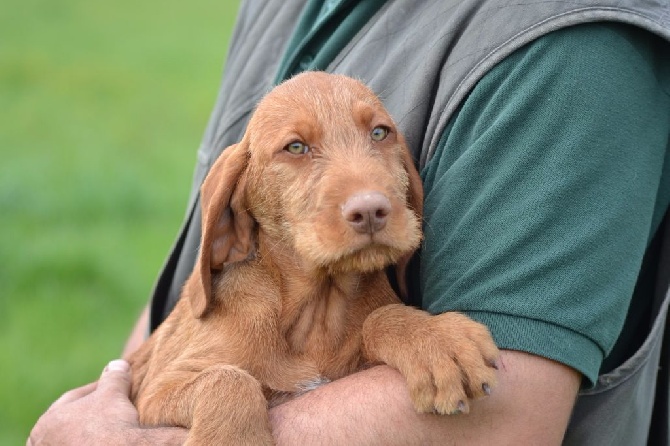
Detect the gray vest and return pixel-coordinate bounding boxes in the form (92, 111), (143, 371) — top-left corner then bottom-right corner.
(150, 1), (670, 443)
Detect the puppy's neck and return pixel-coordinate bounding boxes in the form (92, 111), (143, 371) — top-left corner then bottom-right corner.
(258, 230), (379, 361)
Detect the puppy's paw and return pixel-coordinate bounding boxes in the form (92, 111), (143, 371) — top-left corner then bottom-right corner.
(407, 311), (498, 415)
(363, 304), (499, 415)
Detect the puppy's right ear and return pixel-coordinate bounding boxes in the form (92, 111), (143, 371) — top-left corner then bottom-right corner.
(188, 141), (255, 318)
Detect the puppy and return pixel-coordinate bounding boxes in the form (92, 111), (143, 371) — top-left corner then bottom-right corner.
(129, 72), (499, 445)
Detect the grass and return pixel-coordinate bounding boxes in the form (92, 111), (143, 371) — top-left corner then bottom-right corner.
(0, 1), (239, 442)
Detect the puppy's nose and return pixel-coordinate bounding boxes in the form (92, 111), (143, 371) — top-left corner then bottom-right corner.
(342, 191), (392, 234)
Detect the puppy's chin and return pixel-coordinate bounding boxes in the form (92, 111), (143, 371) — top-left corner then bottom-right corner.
(324, 245), (402, 275)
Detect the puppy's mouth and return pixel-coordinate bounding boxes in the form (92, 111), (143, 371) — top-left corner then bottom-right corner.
(323, 242), (404, 275)
(313, 231), (413, 275)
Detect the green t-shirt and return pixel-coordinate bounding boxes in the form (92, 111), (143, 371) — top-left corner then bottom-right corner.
(277, 0), (670, 385)
(421, 24), (670, 385)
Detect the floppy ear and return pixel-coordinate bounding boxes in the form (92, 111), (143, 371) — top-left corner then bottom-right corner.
(190, 141), (255, 318)
(395, 138), (424, 301)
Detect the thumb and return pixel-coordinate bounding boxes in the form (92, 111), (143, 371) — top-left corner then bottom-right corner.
(97, 359), (132, 397)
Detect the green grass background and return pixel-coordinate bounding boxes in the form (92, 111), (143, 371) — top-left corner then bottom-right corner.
(1, 1), (239, 442)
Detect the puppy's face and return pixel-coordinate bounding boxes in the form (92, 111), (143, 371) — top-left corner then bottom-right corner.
(244, 72), (422, 275)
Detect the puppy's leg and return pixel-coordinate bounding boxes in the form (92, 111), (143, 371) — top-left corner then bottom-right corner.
(137, 365), (274, 446)
(362, 304), (499, 415)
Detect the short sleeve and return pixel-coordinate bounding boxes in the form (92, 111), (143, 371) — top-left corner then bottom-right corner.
(420, 23), (670, 385)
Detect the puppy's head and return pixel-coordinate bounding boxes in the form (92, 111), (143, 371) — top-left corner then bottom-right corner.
(190, 72), (423, 318)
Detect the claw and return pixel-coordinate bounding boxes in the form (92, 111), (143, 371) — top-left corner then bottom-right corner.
(451, 400), (468, 415)
(446, 400), (469, 415)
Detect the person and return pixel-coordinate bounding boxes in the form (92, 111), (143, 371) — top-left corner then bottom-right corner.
(28, 0), (670, 444)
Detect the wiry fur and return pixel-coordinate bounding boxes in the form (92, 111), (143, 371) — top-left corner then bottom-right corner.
(128, 72), (499, 445)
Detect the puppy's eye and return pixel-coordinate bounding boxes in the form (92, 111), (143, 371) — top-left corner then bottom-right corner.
(371, 126), (390, 141)
(285, 141), (309, 155)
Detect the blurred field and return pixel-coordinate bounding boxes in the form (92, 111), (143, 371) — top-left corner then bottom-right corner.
(0, 0), (238, 442)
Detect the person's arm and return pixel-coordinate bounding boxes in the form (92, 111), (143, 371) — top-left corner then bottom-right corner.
(271, 351), (579, 445)
(122, 304), (150, 359)
(27, 352), (573, 446)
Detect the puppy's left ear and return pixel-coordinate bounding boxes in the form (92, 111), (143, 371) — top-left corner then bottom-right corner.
(396, 137), (424, 301)
(400, 139), (424, 221)
(189, 141), (255, 318)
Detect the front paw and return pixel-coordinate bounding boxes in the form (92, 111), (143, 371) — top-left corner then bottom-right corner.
(362, 304), (499, 415)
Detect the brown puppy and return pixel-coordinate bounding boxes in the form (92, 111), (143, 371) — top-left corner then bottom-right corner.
(129, 72), (499, 445)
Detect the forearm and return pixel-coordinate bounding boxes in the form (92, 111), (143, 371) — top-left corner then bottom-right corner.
(270, 350), (580, 445)
(132, 426), (187, 446)
(122, 304), (149, 359)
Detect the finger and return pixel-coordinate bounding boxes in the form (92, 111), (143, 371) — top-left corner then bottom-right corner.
(48, 381), (98, 411)
(101, 359), (131, 375)
(97, 359), (132, 397)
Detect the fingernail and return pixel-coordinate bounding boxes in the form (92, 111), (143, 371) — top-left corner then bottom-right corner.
(105, 359), (130, 373)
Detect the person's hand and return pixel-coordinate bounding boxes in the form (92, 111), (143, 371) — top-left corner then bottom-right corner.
(27, 359), (187, 446)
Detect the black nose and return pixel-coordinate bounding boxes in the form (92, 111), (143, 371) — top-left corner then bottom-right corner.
(341, 191), (391, 234)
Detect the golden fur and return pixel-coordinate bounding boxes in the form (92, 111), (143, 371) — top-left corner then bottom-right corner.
(129, 72), (498, 445)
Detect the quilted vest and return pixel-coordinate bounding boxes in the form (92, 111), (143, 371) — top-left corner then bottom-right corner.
(149, 1), (670, 443)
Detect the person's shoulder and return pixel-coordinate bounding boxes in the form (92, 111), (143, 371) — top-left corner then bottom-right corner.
(517, 22), (669, 83)
(461, 21), (670, 134)
(538, 21), (659, 47)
